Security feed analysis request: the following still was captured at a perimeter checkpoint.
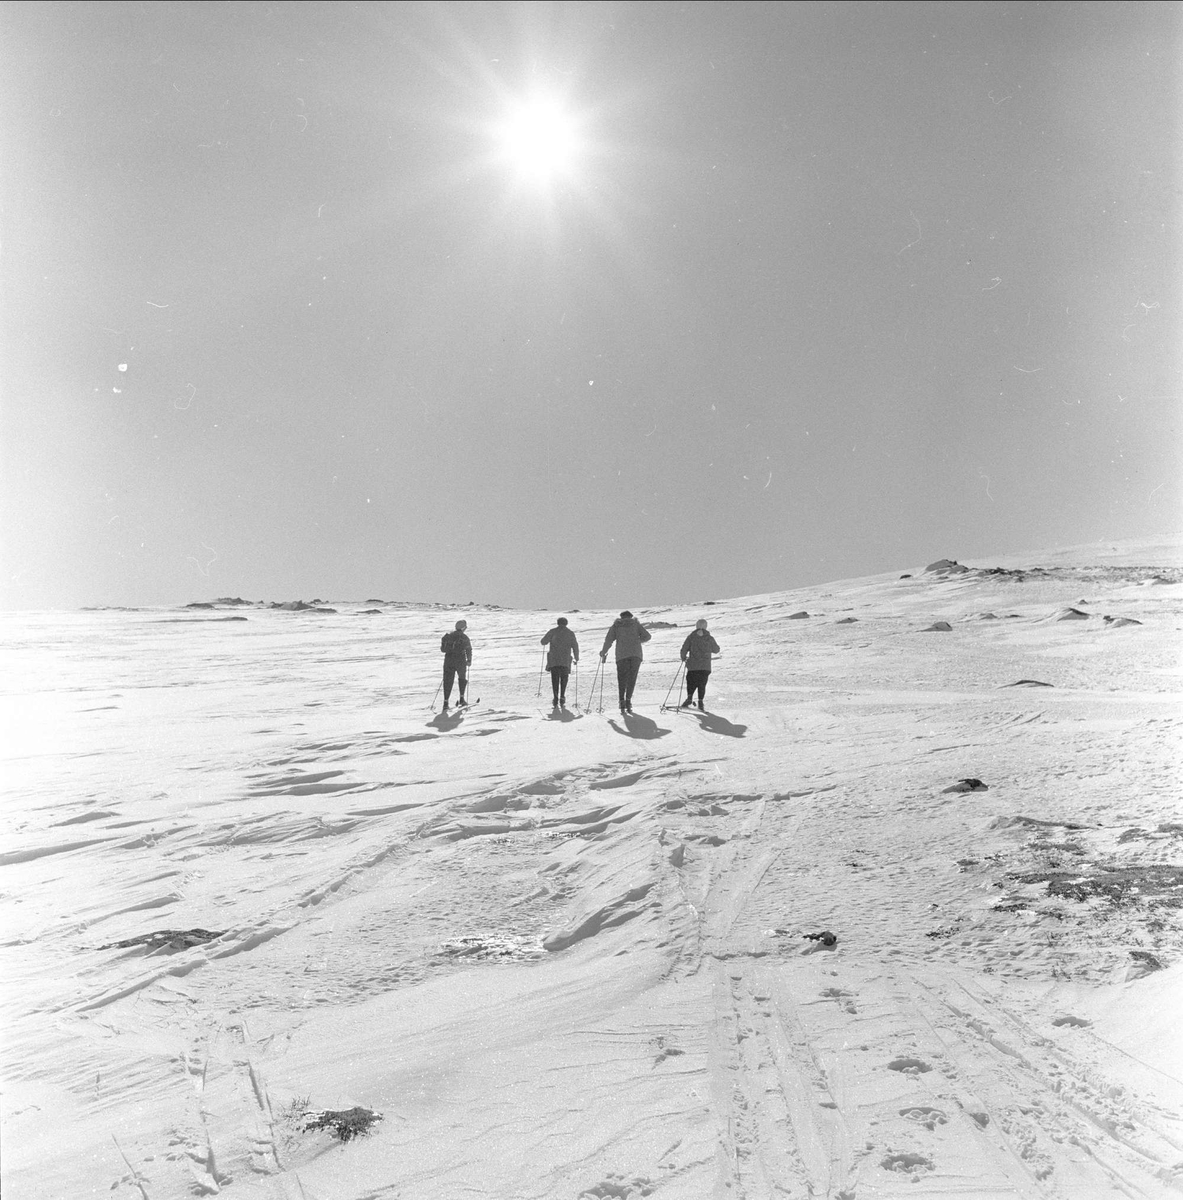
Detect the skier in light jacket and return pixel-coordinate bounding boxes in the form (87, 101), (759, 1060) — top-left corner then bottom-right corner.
(439, 620), (472, 710)
(680, 619), (721, 710)
(540, 617), (579, 708)
(599, 610), (651, 713)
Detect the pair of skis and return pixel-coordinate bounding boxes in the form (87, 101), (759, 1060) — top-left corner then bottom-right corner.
(430, 668), (478, 713)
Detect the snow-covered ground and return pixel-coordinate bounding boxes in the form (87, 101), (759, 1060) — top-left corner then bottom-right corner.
(2, 541), (1181, 1199)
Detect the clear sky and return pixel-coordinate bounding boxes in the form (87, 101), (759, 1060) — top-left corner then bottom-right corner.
(2, 1), (1179, 610)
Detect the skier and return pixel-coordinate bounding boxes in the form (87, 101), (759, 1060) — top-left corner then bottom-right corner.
(599, 610), (651, 713)
(440, 620), (472, 710)
(540, 617), (579, 709)
(680, 618), (721, 710)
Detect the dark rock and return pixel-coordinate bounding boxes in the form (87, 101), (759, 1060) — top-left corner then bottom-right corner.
(1129, 950), (1163, 972)
(304, 1107), (383, 1142)
(99, 928), (224, 952)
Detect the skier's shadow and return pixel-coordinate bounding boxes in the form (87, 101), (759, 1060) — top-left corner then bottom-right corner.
(607, 712), (671, 740)
(427, 710), (464, 731)
(684, 710), (747, 738)
(545, 708), (581, 723)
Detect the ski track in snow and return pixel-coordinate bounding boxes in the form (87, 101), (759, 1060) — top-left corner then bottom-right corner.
(1, 550), (1182, 1198)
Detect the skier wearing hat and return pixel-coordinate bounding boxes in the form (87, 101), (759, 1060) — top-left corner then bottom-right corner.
(440, 620), (472, 710)
(540, 617), (579, 708)
(599, 611), (651, 713)
(679, 619), (721, 710)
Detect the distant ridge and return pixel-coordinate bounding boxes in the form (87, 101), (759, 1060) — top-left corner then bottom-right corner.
(962, 536), (1183, 571)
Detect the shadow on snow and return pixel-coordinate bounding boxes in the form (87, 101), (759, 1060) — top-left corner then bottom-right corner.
(607, 713), (671, 740)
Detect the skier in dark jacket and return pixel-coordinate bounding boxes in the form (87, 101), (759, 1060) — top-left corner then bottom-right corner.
(541, 617), (579, 708)
(680, 619), (721, 710)
(440, 620), (472, 709)
(599, 610), (651, 713)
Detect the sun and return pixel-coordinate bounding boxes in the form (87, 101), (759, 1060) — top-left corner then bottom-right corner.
(495, 95), (580, 183)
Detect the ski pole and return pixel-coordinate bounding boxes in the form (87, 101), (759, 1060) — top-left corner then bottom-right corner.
(430, 679), (442, 711)
(597, 658), (606, 713)
(583, 657), (599, 710)
(573, 661), (579, 709)
(581, 658), (600, 713)
(660, 661), (686, 711)
(536, 648), (546, 698)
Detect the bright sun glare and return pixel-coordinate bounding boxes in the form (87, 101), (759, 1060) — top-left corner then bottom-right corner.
(496, 96), (579, 183)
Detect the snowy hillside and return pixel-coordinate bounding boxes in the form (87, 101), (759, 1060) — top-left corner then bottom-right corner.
(2, 545), (1181, 1199)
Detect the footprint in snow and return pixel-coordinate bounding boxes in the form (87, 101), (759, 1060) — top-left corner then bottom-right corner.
(900, 1105), (948, 1130)
(881, 1152), (934, 1174)
(820, 986), (858, 1013)
(887, 1056), (932, 1075)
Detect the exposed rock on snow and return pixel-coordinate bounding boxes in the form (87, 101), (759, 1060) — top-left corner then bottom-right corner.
(97, 928), (225, 952)
(437, 935), (544, 962)
(302, 1105), (383, 1142)
(803, 930), (838, 946)
(1128, 950), (1164, 979)
(1053, 606), (1090, 620)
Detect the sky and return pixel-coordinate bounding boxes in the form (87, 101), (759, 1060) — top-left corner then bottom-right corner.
(2, 0), (1180, 611)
